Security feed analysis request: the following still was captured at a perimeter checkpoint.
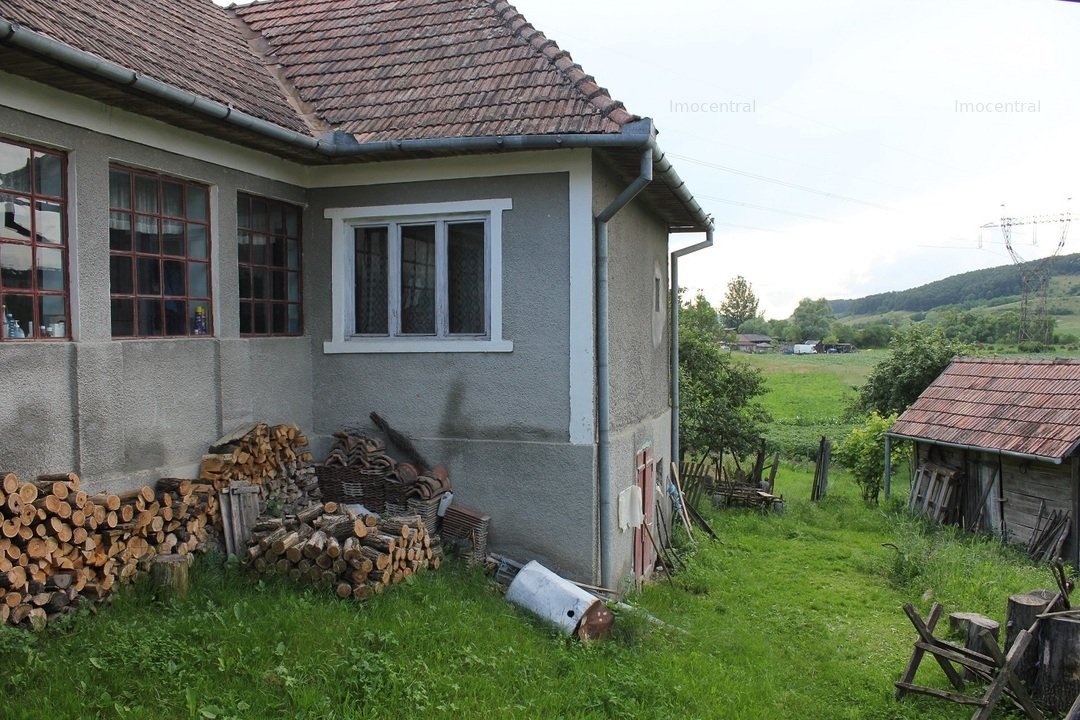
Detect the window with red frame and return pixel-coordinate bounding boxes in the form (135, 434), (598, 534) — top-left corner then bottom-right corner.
(236, 193), (302, 335)
(0, 138), (69, 341)
(109, 166), (212, 338)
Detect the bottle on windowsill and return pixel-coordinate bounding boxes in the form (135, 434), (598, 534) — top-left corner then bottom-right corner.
(193, 305), (207, 335)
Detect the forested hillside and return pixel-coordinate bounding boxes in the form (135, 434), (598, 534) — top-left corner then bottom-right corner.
(831, 253), (1080, 316)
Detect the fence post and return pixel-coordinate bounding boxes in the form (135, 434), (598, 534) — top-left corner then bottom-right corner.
(884, 435), (892, 500)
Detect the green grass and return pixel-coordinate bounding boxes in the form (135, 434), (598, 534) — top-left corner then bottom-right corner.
(741, 351), (884, 459)
(0, 472), (1053, 720)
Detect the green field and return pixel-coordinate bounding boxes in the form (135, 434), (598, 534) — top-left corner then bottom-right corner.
(741, 350), (884, 459)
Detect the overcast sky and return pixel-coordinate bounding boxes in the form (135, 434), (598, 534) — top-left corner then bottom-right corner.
(225, 0), (1080, 318)
(517, 0), (1080, 317)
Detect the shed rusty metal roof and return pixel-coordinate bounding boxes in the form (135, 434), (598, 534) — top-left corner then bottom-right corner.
(231, 0), (636, 142)
(889, 357), (1080, 462)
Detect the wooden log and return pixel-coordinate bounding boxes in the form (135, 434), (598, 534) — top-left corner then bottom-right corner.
(360, 546), (390, 571)
(17, 483), (39, 504)
(342, 536), (360, 561)
(156, 478), (193, 496)
(302, 530), (327, 560)
(335, 582), (352, 599)
(1, 473), (17, 495)
(1007, 589), (1059, 691)
(362, 533), (397, 553)
(379, 516), (419, 538)
(296, 504), (323, 525)
(949, 612), (1000, 681)
(89, 494), (121, 512)
(1035, 615), (1080, 712)
(147, 554), (190, 598)
(325, 537), (341, 559)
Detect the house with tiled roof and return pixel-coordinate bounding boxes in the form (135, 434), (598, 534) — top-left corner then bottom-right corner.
(0, 0), (713, 586)
(888, 357), (1080, 563)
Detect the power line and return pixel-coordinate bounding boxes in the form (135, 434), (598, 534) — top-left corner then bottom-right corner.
(668, 152), (898, 211)
(712, 221), (779, 233)
(696, 194), (837, 222)
(673, 127), (910, 194)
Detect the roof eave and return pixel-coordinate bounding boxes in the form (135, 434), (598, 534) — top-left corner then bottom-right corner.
(0, 19), (711, 232)
(885, 431), (1067, 466)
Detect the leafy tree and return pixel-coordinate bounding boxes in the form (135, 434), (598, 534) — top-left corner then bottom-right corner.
(737, 315), (769, 335)
(834, 412), (904, 503)
(679, 291), (724, 341)
(790, 297), (834, 341)
(720, 276), (759, 328)
(854, 325), (971, 415)
(679, 295), (769, 461)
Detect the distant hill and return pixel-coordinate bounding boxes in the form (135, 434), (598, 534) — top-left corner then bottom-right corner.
(831, 253), (1080, 317)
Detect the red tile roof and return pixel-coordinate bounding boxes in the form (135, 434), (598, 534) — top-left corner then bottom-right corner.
(0, 0), (308, 133)
(889, 357), (1080, 461)
(232, 0), (637, 141)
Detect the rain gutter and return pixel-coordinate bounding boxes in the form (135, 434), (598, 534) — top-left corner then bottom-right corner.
(594, 148), (653, 589)
(670, 229), (715, 470)
(886, 432), (1064, 466)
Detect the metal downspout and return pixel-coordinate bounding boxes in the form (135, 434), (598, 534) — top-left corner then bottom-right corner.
(595, 148), (653, 588)
(670, 229), (715, 469)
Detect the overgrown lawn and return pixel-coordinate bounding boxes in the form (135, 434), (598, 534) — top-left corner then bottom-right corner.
(0, 470), (1052, 720)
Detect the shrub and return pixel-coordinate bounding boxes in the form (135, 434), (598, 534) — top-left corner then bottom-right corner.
(853, 325), (971, 416)
(834, 412), (903, 504)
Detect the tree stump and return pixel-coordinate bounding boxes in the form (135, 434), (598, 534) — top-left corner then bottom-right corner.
(949, 611), (1000, 680)
(1035, 615), (1080, 712)
(149, 554), (190, 599)
(1007, 589), (1059, 691)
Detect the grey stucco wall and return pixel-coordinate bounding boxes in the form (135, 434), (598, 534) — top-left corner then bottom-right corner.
(592, 157), (674, 584)
(305, 173), (572, 442)
(0, 106), (312, 490)
(306, 173), (601, 580)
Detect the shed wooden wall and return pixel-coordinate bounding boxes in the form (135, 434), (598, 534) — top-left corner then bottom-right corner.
(914, 443), (1079, 567)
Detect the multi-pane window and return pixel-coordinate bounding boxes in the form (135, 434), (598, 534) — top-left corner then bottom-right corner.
(237, 193), (302, 335)
(353, 218), (487, 338)
(109, 166), (212, 338)
(0, 138), (68, 341)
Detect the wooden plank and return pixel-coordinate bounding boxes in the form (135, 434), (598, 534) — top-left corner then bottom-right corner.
(914, 641), (996, 676)
(973, 629), (1036, 720)
(893, 682), (985, 706)
(978, 628), (1043, 720)
(897, 603), (945, 699)
(903, 603), (966, 691)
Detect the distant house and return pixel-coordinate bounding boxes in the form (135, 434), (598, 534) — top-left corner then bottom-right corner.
(735, 333), (772, 353)
(0, 0), (714, 586)
(888, 357), (1080, 564)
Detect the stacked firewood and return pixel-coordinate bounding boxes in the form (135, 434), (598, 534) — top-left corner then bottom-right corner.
(199, 423), (319, 515)
(0, 471), (216, 629)
(244, 504), (442, 598)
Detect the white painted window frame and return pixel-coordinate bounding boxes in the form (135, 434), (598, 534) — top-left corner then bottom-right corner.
(324, 199), (513, 354)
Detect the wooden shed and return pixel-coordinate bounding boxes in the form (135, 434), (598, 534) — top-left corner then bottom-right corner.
(887, 357), (1080, 564)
